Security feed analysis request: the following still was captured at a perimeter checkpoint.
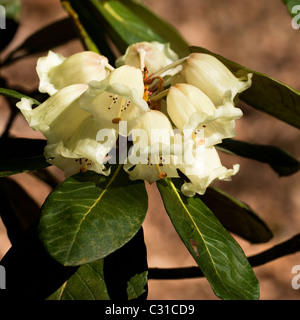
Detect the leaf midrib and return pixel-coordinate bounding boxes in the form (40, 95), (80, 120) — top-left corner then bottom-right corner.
(65, 165), (122, 262)
(168, 179), (228, 292)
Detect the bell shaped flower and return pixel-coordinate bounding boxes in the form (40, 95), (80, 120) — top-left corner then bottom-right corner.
(124, 110), (179, 183)
(80, 65), (149, 134)
(115, 41), (179, 74)
(167, 83), (243, 147)
(124, 155), (179, 184)
(16, 84), (117, 176)
(181, 53), (252, 106)
(178, 145), (240, 197)
(37, 50), (113, 96)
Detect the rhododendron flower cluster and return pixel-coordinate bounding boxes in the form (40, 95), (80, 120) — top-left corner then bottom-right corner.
(16, 41), (252, 196)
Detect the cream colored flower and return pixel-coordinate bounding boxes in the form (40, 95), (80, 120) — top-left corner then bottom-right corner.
(181, 53), (252, 106)
(124, 156), (179, 184)
(37, 50), (113, 95)
(167, 83), (243, 147)
(125, 110), (179, 183)
(178, 146), (240, 197)
(115, 41), (179, 74)
(80, 65), (149, 134)
(16, 84), (117, 176)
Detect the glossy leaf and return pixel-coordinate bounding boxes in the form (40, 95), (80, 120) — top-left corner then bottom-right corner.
(103, 227), (148, 300)
(199, 187), (273, 243)
(127, 272), (148, 300)
(218, 138), (300, 177)
(282, 0), (300, 17)
(157, 178), (260, 300)
(61, 1), (100, 53)
(190, 46), (300, 129)
(38, 165), (148, 266)
(65, 0), (116, 60)
(89, 0), (164, 53)
(0, 138), (49, 177)
(120, 0), (189, 57)
(48, 227), (148, 300)
(48, 259), (110, 300)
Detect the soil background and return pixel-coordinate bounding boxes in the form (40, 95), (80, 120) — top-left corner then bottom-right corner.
(0, 0), (300, 300)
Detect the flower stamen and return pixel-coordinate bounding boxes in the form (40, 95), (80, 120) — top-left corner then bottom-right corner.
(112, 97), (128, 124)
(155, 156), (167, 179)
(75, 158), (93, 173)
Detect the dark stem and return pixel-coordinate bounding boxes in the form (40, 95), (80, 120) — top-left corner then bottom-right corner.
(148, 233), (300, 280)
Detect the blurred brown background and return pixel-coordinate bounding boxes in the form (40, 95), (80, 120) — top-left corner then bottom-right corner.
(0, 0), (300, 300)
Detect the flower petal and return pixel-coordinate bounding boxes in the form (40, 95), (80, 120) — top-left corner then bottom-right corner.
(45, 143), (110, 177)
(116, 41), (179, 74)
(37, 51), (112, 95)
(124, 156), (179, 184)
(183, 53), (252, 106)
(167, 84), (215, 131)
(179, 146), (240, 196)
(16, 84), (89, 144)
(80, 65), (149, 134)
(167, 83), (243, 146)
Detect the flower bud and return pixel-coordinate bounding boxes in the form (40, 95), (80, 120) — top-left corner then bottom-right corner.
(167, 83), (242, 147)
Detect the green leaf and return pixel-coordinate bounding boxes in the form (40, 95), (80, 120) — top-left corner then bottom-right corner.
(199, 187), (273, 244)
(0, 0), (22, 21)
(89, 0), (164, 52)
(0, 88), (40, 106)
(64, 0), (116, 59)
(48, 259), (110, 300)
(218, 138), (300, 176)
(48, 263), (147, 300)
(0, 138), (49, 177)
(282, 0), (300, 17)
(119, 0), (189, 57)
(103, 227), (148, 299)
(66, 0), (189, 59)
(157, 178), (259, 300)
(127, 272), (148, 300)
(61, 1), (100, 53)
(190, 46), (300, 129)
(38, 165), (148, 266)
